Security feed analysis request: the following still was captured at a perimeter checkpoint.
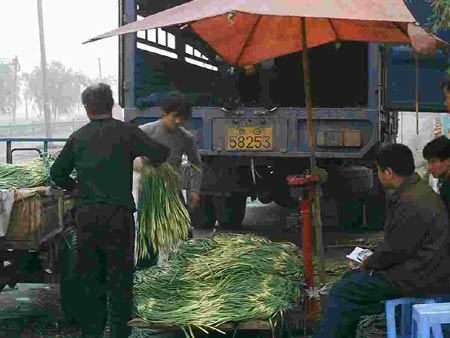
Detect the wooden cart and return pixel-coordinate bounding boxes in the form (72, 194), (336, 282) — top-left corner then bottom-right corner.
(0, 187), (76, 311)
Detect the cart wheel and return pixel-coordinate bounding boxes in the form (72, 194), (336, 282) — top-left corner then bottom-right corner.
(0, 259), (6, 293)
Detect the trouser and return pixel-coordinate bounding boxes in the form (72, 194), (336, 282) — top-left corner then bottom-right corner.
(75, 204), (135, 338)
(315, 270), (401, 338)
(179, 190), (194, 239)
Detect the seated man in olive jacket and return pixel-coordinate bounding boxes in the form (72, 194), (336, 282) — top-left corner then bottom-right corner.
(315, 144), (450, 338)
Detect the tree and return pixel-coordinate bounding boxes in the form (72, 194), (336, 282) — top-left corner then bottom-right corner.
(23, 61), (90, 122)
(430, 0), (450, 31)
(0, 60), (20, 118)
(21, 73), (34, 120)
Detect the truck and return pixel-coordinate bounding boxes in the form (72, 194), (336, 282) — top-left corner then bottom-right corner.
(118, 0), (450, 231)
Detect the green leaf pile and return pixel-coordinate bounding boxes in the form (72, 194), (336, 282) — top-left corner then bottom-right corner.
(134, 233), (303, 338)
(0, 157), (55, 190)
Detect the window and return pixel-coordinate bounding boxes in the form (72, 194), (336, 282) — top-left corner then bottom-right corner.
(201, 55), (209, 60)
(185, 57), (218, 71)
(167, 33), (176, 49)
(194, 49), (202, 58)
(138, 42), (178, 59)
(137, 30), (146, 39)
(148, 29), (156, 42)
(186, 44), (194, 55)
(158, 28), (166, 46)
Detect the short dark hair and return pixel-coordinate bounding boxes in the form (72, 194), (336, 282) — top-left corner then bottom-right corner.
(441, 75), (450, 92)
(162, 93), (193, 119)
(423, 136), (450, 161)
(81, 83), (114, 115)
(375, 143), (415, 177)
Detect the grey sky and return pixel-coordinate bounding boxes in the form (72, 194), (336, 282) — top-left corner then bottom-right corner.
(1, 0), (118, 79)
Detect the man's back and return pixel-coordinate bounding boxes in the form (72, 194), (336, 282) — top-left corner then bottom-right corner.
(51, 118), (169, 211)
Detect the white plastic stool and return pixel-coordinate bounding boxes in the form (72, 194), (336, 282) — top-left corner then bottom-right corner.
(412, 302), (450, 338)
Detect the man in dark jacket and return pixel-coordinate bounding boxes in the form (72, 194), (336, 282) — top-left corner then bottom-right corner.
(423, 135), (450, 213)
(51, 83), (169, 338)
(315, 144), (450, 338)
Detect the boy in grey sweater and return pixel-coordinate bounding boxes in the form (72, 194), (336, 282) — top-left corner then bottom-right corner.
(134, 93), (202, 209)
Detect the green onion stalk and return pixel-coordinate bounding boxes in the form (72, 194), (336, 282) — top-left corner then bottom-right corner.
(0, 157), (56, 190)
(134, 233), (304, 338)
(136, 158), (190, 261)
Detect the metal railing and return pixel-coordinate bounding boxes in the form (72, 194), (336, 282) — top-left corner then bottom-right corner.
(0, 120), (87, 134)
(0, 138), (68, 163)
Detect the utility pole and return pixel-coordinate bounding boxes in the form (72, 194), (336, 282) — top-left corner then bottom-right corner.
(98, 58), (103, 82)
(12, 56), (19, 124)
(37, 0), (52, 138)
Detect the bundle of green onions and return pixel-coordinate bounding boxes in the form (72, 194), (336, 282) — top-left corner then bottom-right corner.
(137, 158), (190, 260)
(0, 157), (55, 190)
(134, 234), (303, 337)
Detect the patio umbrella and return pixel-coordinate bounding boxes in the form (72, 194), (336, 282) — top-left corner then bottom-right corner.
(84, 0), (447, 320)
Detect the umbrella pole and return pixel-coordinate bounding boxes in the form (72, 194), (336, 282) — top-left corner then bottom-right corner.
(301, 17), (326, 319)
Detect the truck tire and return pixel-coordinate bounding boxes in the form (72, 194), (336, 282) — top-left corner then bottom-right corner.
(329, 166), (374, 230)
(214, 193), (247, 229)
(59, 228), (81, 325)
(340, 166), (374, 193)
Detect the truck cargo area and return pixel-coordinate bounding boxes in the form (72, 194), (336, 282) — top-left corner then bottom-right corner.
(135, 41), (368, 109)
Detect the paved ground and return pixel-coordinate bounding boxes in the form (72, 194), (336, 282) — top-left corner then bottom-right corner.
(0, 201), (385, 338)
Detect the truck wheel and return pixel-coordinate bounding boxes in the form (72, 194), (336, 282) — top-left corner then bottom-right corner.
(326, 166), (376, 230)
(59, 228), (81, 325)
(197, 195), (217, 229)
(215, 193), (247, 229)
(340, 166), (374, 193)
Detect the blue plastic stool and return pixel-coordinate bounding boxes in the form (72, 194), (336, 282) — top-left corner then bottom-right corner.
(385, 297), (443, 338)
(412, 302), (450, 338)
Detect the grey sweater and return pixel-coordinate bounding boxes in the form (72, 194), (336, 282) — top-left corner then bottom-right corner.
(139, 120), (203, 192)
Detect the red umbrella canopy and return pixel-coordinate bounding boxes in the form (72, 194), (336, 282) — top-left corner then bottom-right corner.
(85, 0), (446, 66)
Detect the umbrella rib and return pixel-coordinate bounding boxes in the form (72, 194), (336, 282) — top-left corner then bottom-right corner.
(235, 15), (262, 65)
(327, 19), (340, 42)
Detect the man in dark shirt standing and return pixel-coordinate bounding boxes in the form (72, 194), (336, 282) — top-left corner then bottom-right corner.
(50, 83), (169, 338)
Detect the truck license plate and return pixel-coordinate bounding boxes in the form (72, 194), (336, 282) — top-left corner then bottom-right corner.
(225, 126), (273, 151)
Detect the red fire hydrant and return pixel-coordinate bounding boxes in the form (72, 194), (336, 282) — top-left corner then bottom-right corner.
(287, 173), (321, 320)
